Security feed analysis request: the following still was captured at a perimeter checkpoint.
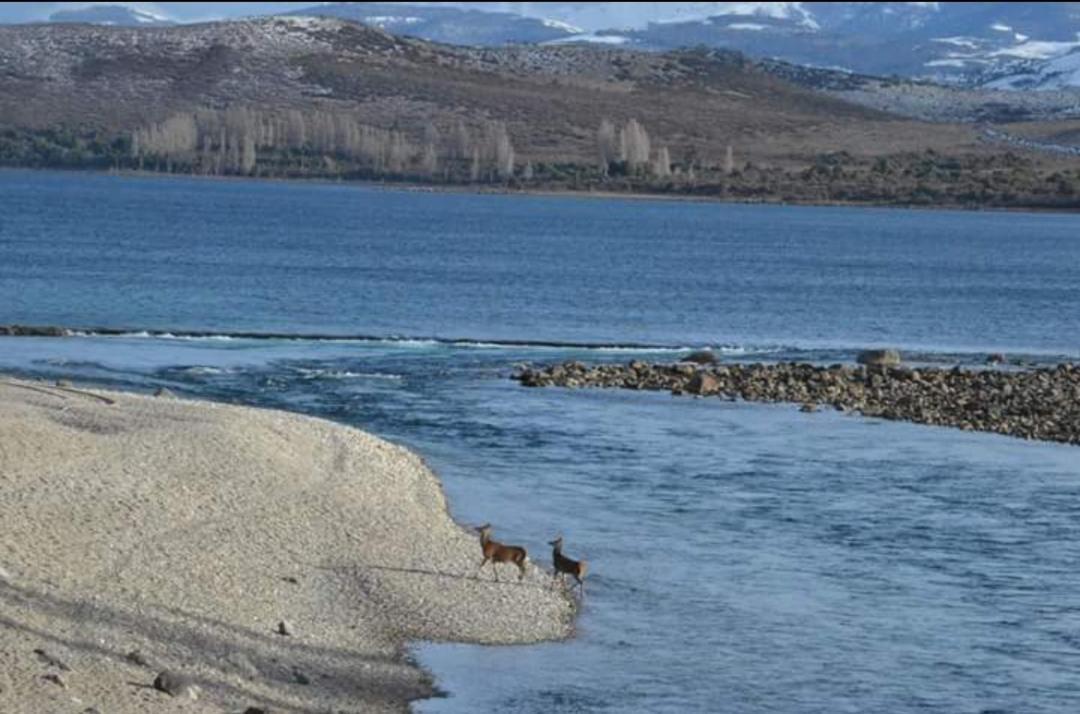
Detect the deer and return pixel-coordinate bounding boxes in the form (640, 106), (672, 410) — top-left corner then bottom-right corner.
(475, 524), (528, 581)
(548, 536), (587, 594)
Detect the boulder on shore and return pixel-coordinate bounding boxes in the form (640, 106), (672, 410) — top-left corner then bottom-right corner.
(856, 349), (901, 367)
(684, 371), (720, 395)
(681, 350), (718, 365)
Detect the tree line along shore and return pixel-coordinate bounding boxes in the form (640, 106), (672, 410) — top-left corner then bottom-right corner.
(4, 111), (1080, 211)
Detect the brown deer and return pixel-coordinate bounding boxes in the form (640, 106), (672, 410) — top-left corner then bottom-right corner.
(549, 536), (587, 593)
(475, 524), (528, 581)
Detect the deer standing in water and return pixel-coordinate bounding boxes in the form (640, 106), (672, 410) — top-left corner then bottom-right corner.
(475, 524), (528, 581)
(549, 536), (587, 594)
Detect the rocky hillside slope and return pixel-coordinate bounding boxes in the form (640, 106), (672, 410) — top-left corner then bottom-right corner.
(0, 16), (971, 164)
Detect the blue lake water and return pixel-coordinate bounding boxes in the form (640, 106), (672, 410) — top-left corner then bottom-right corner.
(2, 170), (1080, 712)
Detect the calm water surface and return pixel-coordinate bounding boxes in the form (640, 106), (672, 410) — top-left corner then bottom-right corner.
(2, 170), (1080, 712)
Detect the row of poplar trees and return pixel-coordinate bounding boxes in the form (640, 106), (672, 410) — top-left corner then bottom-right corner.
(596, 117), (735, 178)
(130, 108), (730, 182)
(131, 107), (517, 181)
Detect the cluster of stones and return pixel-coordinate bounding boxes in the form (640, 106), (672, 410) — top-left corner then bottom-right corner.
(0, 325), (71, 336)
(516, 353), (1080, 446)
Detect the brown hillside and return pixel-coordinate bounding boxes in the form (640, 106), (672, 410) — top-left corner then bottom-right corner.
(0, 16), (983, 167)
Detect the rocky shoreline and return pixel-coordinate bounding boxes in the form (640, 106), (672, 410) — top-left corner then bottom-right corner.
(516, 358), (1080, 445)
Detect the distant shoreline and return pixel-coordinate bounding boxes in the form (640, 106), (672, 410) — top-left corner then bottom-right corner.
(5, 165), (1078, 215)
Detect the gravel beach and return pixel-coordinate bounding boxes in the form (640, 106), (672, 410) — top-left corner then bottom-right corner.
(0, 379), (575, 713)
(517, 359), (1080, 445)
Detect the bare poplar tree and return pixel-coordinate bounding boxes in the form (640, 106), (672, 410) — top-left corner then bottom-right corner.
(619, 119), (651, 169)
(241, 134), (257, 175)
(596, 118), (618, 174)
(453, 120), (471, 160)
(424, 122), (441, 153)
(724, 144), (735, 175)
(420, 142), (439, 177)
(286, 110), (307, 148)
(490, 121), (515, 180)
(131, 113), (197, 160)
(386, 131), (409, 174)
(420, 122), (441, 178)
(470, 146), (481, 182)
(217, 127), (227, 175)
(652, 146), (671, 178)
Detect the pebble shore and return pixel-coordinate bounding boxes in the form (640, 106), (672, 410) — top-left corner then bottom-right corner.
(517, 359), (1080, 445)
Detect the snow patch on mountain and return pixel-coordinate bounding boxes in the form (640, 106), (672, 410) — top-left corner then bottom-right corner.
(435, 2), (820, 32)
(983, 49), (1080, 90)
(926, 58), (980, 68)
(991, 37), (1080, 61)
(362, 16), (424, 27)
(48, 5), (175, 27)
(932, 37), (980, 49)
(133, 10), (168, 23)
(546, 33), (631, 46)
(542, 18), (585, 34)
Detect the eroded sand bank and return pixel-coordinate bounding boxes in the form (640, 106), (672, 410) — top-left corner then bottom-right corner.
(0, 379), (574, 713)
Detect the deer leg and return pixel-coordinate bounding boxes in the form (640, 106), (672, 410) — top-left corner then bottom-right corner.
(517, 560), (526, 581)
(493, 562), (500, 582)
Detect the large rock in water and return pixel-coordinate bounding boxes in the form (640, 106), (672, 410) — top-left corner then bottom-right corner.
(681, 350), (718, 365)
(857, 349), (901, 367)
(0, 325), (69, 337)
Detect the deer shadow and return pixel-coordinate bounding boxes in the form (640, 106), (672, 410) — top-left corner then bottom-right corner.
(356, 561), (549, 588)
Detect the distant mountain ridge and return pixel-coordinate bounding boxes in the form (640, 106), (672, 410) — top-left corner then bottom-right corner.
(19, 2), (1080, 87)
(282, 3), (578, 46)
(556, 2), (1080, 85)
(285, 3), (1080, 89)
(48, 5), (175, 27)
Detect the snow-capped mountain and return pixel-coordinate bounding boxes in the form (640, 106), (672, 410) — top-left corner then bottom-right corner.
(982, 48), (1080, 89)
(18, 2), (1080, 87)
(290, 2), (1080, 85)
(428, 2), (819, 32)
(48, 5), (175, 27)
(598, 2), (1080, 82)
(283, 2), (579, 45)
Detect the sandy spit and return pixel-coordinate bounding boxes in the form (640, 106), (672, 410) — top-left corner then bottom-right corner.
(0, 378), (576, 713)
